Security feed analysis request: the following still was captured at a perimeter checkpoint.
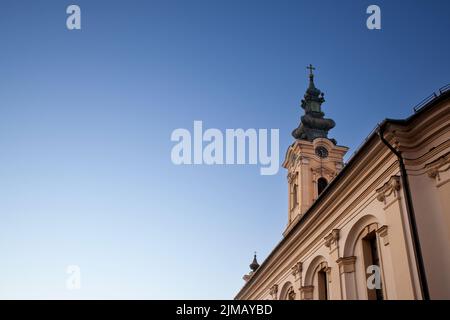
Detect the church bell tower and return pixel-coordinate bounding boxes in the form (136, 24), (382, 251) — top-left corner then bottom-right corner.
(282, 65), (348, 235)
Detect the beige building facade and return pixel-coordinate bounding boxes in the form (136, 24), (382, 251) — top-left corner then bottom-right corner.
(236, 70), (450, 300)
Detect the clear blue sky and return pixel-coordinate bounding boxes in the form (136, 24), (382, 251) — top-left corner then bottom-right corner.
(0, 0), (449, 299)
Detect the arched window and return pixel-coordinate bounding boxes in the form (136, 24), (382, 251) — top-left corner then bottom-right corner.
(279, 282), (294, 300)
(317, 177), (328, 195)
(304, 257), (330, 300)
(342, 217), (386, 300)
(362, 231), (384, 300)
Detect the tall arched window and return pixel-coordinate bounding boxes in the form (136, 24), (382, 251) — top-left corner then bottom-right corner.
(304, 257), (330, 300)
(317, 177), (328, 195)
(362, 231), (384, 300)
(342, 218), (386, 300)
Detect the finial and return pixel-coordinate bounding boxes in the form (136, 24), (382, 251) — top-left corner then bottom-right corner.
(307, 64), (316, 78)
(249, 252), (260, 272)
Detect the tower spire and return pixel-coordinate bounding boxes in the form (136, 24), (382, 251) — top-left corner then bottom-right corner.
(291, 65), (337, 144)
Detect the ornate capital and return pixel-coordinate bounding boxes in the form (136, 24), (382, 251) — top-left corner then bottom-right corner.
(336, 256), (357, 274)
(377, 225), (389, 246)
(291, 261), (303, 279)
(324, 229), (340, 249)
(376, 175), (401, 204)
(426, 153), (450, 185)
(269, 284), (278, 300)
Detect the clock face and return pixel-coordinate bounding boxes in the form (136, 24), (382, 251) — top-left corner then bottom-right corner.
(315, 146), (329, 159)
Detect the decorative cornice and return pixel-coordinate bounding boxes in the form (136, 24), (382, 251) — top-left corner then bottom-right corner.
(376, 175), (401, 204)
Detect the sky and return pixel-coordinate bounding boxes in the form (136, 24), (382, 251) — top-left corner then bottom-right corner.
(0, 0), (449, 299)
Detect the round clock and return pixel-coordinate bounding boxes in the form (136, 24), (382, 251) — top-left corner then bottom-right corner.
(315, 146), (329, 159)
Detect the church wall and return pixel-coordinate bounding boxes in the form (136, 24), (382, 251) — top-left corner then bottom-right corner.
(395, 97), (450, 299)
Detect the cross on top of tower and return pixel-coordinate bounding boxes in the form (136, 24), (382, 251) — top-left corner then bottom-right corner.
(307, 64), (316, 77)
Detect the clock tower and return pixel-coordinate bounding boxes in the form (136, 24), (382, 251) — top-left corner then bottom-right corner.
(282, 65), (348, 235)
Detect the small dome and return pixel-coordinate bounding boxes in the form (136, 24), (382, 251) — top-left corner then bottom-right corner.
(249, 253), (260, 272)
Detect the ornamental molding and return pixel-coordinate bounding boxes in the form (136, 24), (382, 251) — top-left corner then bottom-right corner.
(317, 261), (330, 274)
(291, 261), (303, 278)
(376, 175), (401, 204)
(426, 153), (450, 184)
(287, 171), (298, 184)
(336, 256), (357, 274)
(311, 166), (335, 178)
(288, 152), (299, 168)
(287, 287), (296, 300)
(269, 284), (278, 299)
(376, 225), (389, 246)
(286, 152), (309, 170)
(324, 229), (340, 249)
(300, 286), (314, 300)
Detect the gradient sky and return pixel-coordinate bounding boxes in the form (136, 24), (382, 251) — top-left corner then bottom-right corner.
(0, 0), (449, 299)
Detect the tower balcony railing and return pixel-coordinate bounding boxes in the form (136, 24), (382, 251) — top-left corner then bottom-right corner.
(413, 84), (450, 113)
